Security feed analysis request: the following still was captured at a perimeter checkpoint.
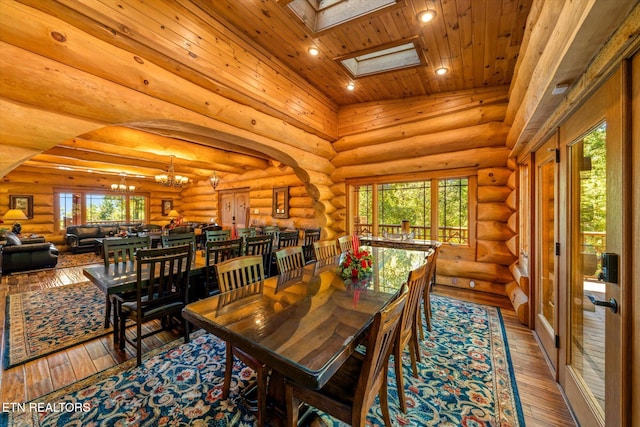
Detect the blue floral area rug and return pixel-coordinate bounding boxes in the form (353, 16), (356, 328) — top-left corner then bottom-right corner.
(4, 282), (111, 369)
(4, 296), (524, 426)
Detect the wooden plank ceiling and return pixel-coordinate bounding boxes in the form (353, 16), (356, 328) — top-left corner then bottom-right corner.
(15, 0), (533, 182)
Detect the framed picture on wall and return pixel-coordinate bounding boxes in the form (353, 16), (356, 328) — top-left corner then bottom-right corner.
(162, 199), (173, 216)
(10, 195), (34, 219)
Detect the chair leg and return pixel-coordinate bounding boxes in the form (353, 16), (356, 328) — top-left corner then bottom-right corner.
(285, 384), (299, 427)
(136, 320), (142, 366)
(184, 319), (190, 344)
(380, 379), (392, 427)
(119, 311), (128, 351)
(111, 297), (120, 346)
(105, 295), (112, 329)
(394, 347), (407, 413)
(409, 335), (419, 378)
(223, 344), (233, 399)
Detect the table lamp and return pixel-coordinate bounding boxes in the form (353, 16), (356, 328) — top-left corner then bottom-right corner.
(3, 209), (28, 234)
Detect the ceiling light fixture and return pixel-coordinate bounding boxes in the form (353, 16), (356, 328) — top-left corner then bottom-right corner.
(308, 46), (319, 56)
(417, 9), (437, 23)
(111, 174), (135, 193)
(155, 155), (189, 188)
(209, 170), (220, 190)
(346, 81), (355, 91)
(435, 67), (449, 75)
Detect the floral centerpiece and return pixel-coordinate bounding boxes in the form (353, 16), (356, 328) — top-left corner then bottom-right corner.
(338, 234), (373, 286)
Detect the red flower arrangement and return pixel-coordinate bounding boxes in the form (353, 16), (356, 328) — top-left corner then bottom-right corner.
(338, 247), (374, 285)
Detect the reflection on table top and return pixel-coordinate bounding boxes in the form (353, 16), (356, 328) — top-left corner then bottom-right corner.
(182, 246), (427, 390)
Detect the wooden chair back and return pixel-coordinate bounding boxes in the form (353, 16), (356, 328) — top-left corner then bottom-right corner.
(302, 228), (321, 262)
(275, 246), (305, 274)
(102, 236), (150, 267)
(236, 227), (256, 240)
(394, 261), (429, 412)
(215, 255), (265, 293)
(277, 230), (299, 249)
(161, 232), (196, 251)
(245, 234), (273, 276)
(313, 239), (339, 261)
(205, 229), (231, 242)
(125, 244), (193, 365)
(419, 247), (439, 336)
(262, 225), (280, 236)
(285, 285), (408, 427)
(169, 226), (193, 235)
(337, 235), (353, 253)
(204, 238), (244, 295)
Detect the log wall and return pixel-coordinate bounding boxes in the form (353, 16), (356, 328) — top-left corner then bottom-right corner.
(333, 88), (523, 305)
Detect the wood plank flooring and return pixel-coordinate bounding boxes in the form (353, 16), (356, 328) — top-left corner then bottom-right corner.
(0, 267), (577, 426)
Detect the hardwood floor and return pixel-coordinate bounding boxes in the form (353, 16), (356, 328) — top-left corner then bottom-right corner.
(0, 267), (576, 426)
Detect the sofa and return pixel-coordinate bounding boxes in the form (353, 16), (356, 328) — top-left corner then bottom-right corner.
(65, 223), (141, 253)
(1, 232), (59, 274)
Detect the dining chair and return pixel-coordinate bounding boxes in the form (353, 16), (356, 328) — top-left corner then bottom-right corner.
(262, 225), (280, 236)
(277, 230), (300, 248)
(285, 284), (408, 427)
(275, 246), (305, 274)
(337, 235), (353, 253)
(119, 244), (193, 365)
(205, 229), (231, 242)
(215, 255), (268, 427)
(168, 226), (193, 234)
(102, 236), (150, 268)
(101, 236), (150, 343)
(161, 232), (196, 251)
(393, 261), (429, 413)
(204, 238), (243, 296)
(313, 239), (339, 261)
(236, 227), (256, 240)
(245, 234), (273, 277)
(301, 228), (321, 262)
(418, 247), (439, 338)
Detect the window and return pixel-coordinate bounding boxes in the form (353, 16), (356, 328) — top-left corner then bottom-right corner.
(56, 191), (148, 231)
(350, 176), (470, 245)
(438, 179), (468, 244)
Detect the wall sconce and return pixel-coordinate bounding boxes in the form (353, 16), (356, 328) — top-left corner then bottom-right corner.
(209, 171), (220, 190)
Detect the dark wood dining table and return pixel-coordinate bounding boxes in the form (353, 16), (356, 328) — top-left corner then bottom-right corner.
(181, 245), (428, 424)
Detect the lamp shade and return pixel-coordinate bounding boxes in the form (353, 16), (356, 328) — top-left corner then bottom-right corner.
(3, 209), (28, 221)
(167, 209), (180, 218)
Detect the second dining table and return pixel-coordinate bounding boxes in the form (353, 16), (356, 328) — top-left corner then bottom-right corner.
(182, 245), (430, 425)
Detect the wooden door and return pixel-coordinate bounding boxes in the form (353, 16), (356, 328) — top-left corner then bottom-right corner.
(558, 66), (626, 427)
(219, 189), (250, 229)
(533, 136), (559, 376)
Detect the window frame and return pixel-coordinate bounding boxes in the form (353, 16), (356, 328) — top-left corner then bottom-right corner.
(346, 168), (477, 247)
(54, 188), (150, 232)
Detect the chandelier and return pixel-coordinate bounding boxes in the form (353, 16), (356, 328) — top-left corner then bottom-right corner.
(209, 171), (220, 190)
(111, 174), (135, 193)
(155, 155), (189, 188)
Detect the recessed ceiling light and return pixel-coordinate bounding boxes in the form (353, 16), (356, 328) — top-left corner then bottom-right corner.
(346, 81), (355, 91)
(417, 9), (437, 23)
(435, 67), (448, 75)
(308, 46), (319, 56)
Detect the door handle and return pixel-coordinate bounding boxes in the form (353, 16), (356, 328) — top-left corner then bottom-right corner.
(587, 295), (618, 313)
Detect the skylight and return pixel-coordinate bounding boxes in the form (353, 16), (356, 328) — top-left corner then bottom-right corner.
(288, 0), (399, 33)
(337, 41), (423, 78)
